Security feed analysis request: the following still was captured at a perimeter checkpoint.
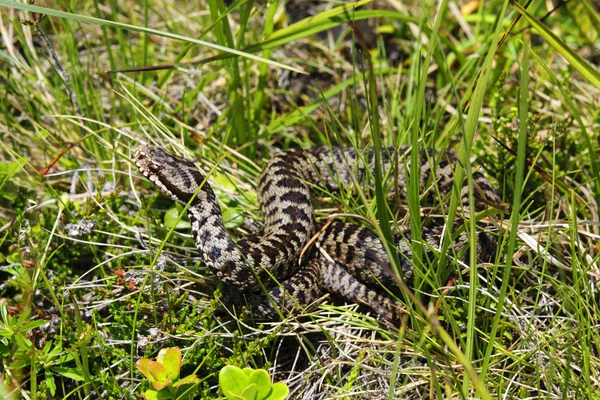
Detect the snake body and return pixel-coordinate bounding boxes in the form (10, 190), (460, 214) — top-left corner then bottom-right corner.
(134, 145), (499, 321)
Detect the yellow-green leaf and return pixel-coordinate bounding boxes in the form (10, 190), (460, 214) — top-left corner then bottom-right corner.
(159, 348), (182, 381)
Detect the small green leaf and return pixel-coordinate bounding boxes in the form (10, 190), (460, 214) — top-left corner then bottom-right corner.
(142, 388), (174, 400)
(222, 208), (244, 229)
(148, 360), (167, 386)
(172, 373), (200, 388)
(213, 174), (237, 192)
(220, 366), (289, 400)
(21, 319), (47, 331)
(246, 370), (271, 400)
(220, 365), (250, 400)
(136, 358), (156, 382)
(0, 303), (8, 323)
(163, 207), (190, 229)
(50, 367), (85, 381)
(148, 360), (167, 383)
(6, 252), (20, 264)
(241, 383), (258, 400)
(267, 383), (289, 400)
(141, 389), (159, 400)
(160, 348), (181, 381)
(42, 340), (53, 354)
(0, 181), (18, 201)
(13, 334), (32, 350)
(152, 378), (172, 392)
(45, 370), (56, 397)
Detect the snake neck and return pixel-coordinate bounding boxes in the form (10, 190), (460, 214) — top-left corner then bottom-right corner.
(187, 152), (316, 290)
(185, 187), (246, 287)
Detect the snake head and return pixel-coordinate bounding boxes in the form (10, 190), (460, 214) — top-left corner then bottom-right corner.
(134, 145), (207, 203)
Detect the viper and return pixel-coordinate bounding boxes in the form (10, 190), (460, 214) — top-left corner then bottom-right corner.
(134, 145), (499, 321)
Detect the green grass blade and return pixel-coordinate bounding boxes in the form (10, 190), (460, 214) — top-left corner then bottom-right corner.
(244, 9), (419, 54)
(525, 44), (600, 210)
(439, 0), (509, 267)
(189, 9), (421, 64)
(435, 0), (510, 395)
(512, 1), (600, 90)
(582, 0), (600, 34)
(267, 70), (390, 134)
(480, 31), (530, 380)
(0, 0), (302, 73)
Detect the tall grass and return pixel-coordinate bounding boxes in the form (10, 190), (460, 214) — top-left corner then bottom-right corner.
(0, 0), (599, 398)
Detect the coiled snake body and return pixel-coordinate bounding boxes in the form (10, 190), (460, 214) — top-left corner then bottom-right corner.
(134, 145), (499, 321)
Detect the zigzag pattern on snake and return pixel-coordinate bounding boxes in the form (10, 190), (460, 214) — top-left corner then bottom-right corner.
(134, 145), (500, 322)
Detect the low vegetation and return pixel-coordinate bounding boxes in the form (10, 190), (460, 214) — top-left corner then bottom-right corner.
(0, 0), (599, 398)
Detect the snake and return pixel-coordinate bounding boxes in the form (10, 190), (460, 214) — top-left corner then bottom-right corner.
(134, 145), (500, 322)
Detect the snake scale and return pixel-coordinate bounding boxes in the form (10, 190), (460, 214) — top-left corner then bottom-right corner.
(134, 145), (499, 322)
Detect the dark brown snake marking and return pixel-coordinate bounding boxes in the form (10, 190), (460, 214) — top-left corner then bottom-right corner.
(134, 145), (500, 321)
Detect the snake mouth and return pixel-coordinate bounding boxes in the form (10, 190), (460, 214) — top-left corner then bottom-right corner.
(133, 144), (152, 161)
(133, 145), (211, 203)
(134, 145), (166, 178)
(133, 145), (151, 170)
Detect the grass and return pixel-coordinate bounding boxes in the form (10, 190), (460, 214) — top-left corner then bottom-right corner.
(1, 0), (599, 398)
